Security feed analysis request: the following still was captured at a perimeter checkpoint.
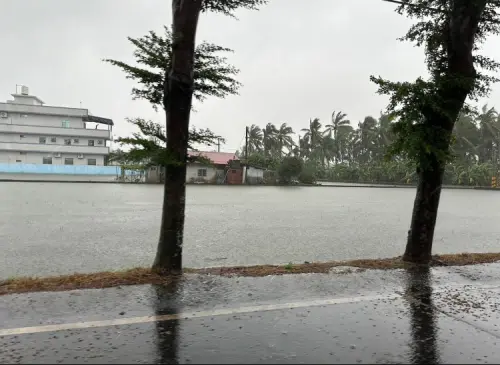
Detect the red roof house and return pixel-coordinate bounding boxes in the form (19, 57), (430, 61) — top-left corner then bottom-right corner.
(188, 151), (238, 166)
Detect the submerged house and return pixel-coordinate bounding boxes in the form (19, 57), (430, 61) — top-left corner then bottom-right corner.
(145, 150), (243, 184)
(187, 151), (242, 184)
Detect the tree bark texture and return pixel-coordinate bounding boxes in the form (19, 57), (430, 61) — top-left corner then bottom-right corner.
(403, 0), (487, 263)
(153, 0), (202, 274)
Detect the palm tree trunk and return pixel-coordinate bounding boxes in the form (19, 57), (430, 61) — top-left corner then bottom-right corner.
(153, 0), (202, 275)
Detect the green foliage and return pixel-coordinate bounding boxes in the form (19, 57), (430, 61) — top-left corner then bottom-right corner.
(201, 0), (267, 16)
(245, 101), (500, 187)
(104, 26), (241, 110)
(110, 118), (224, 167)
(371, 0), (500, 170)
(245, 151), (280, 170)
(278, 156), (303, 184)
(298, 162), (317, 185)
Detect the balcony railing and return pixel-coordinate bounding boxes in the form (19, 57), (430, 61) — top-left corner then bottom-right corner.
(0, 123), (111, 139)
(0, 142), (109, 155)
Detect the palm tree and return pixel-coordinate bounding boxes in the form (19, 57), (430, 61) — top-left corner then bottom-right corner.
(301, 118), (323, 153)
(452, 113), (480, 165)
(275, 123), (295, 156)
(357, 116), (378, 164)
(325, 111), (350, 165)
(247, 124), (263, 154)
(476, 104), (499, 165)
(263, 123), (278, 157)
(373, 112), (394, 160)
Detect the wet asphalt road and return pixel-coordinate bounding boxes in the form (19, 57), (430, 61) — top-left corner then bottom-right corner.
(2, 263), (500, 363)
(2, 182), (500, 278)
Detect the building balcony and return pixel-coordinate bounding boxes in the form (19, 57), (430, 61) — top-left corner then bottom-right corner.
(0, 123), (111, 139)
(0, 142), (109, 155)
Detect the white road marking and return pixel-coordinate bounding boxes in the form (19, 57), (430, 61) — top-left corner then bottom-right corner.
(3, 282), (498, 338)
(0, 293), (401, 337)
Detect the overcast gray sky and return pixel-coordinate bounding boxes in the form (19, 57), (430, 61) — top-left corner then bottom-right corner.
(2, 0), (499, 153)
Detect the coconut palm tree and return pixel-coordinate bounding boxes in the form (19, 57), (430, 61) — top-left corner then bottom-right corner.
(476, 104), (499, 165)
(452, 113), (480, 165)
(275, 123), (295, 156)
(301, 118), (323, 154)
(262, 123), (278, 157)
(325, 111), (351, 165)
(246, 124), (263, 154)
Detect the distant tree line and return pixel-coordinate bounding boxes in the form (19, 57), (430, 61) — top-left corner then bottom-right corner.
(242, 105), (500, 187)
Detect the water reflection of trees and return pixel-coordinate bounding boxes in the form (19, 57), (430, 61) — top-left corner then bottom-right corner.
(405, 266), (441, 364)
(153, 281), (181, 364)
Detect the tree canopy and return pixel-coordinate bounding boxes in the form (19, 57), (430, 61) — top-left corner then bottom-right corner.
(241, 101), (500, 187)
(104, 26), (241, 109)
(110, 118), (223, 167)
(371, 0), (500, 170)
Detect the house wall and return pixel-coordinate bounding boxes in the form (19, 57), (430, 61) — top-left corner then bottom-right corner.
(0, 133), (106, 147)
(0, 113), (85, 128)
(186, 164), (217, 183)
(226, 167), (243, 184)
(0, 151), (105, 165)
(0, 162), (127, 175)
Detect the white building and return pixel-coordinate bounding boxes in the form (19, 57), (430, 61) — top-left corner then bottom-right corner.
(0, 86), (112, 166)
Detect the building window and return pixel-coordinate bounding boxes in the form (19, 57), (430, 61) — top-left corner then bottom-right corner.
(62, 120), (70, 128)
(88, 140), (95, 146)
(73, 138), (79, 144)
(42, 157), (52, 164)
(20, 152), (26, 155)
(21, 114), (28, 118)
(39, 137), (46, 144)
(20, 134), (25, 139)
(50, 137), (57, 143)
(97, 140), (104, 145)
(64, 139), (71, 145)
(64, 158), (74, 165)
(197, 169), (207, 177)
(87, 158), (97, 166)
(15, 160), (22, 163)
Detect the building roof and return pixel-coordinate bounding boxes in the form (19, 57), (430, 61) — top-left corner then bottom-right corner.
(11, 93), (46, 105)
(188, 151), (238, 165)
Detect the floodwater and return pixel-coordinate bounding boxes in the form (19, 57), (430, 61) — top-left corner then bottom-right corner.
(0, 182), (499, 278)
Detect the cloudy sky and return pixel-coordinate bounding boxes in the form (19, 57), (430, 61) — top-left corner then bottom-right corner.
(1, 0), (499, 153)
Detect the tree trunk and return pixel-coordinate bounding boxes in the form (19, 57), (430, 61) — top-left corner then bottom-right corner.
(403, 161), (445, 263)
(152, 0), (202, 275)
(403, 0), (486, 264)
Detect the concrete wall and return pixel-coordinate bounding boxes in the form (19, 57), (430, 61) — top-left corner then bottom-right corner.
(0, 102), (87, 120)
(0, 173), (118, 182)
(246, 166), (265, 184)
(0, 163), (136, 175)
(0, 133), (106, 147)
(0, 151), (105, 165)
(0, 113), (85, 128)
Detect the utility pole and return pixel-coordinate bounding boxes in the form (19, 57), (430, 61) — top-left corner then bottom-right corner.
(245, 126), (249, 159)
(244, 126), (249, 184)
(217, 138), (221, 152)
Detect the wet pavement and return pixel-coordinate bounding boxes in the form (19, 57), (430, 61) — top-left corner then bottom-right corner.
(2, 264), (500, 363)
(3, 182), (500, 278)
